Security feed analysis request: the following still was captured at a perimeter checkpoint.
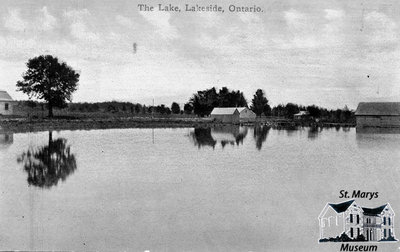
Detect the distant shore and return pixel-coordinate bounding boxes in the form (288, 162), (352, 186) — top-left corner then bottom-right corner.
(0, 116), (355, 133)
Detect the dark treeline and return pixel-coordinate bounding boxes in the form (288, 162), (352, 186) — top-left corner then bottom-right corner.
(271, 103), (354, 123)
(18, 86), (355, 123)
(19, 100), (179, 116)
(186, 87), (354, 123)
(188, 87), (247, 116)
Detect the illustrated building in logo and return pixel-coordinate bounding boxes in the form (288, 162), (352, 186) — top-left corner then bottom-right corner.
(318, 200), (396, 242)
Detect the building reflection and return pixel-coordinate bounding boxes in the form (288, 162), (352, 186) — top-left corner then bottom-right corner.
(0, 132), (13, 149)
(356, 127), (400, 150)
(17, 131), (77, 188)
(190, 125), (273, 150)
(212, 125), (248, 148)
(190, 126), (248, 149)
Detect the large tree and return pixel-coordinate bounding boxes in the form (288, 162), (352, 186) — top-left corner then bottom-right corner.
(16, 55), (80, 117)
(183, 103), (193, 114)
(250, 89), (269, 117)
(171, 102), (181, 114)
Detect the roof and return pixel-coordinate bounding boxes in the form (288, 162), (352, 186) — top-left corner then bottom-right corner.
(329, 200), (355, 213)
(362, 204), (387, 216)
(294, 111), (309, 116)
(0, 91), (13, 102)
(210, 107), (239, 115)
(355, 102), (400, 116)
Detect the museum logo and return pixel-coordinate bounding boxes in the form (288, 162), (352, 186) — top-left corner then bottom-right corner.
(318, 200), (397, 243)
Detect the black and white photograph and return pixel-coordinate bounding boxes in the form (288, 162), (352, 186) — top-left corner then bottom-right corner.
(0, 0), (400, 251)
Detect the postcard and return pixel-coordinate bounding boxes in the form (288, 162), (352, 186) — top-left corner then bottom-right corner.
(1, 0), (400, 251)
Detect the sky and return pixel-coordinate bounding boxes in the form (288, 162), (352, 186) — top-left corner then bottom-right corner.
(1, 0), (400, 109)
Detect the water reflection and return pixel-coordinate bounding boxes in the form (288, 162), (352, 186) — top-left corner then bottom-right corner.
(212, 125), (248, 148)
(190, 125), (358, 150)
(190, 128), (217, 149)
(0, 132), (13, 149)
(190, 126), (248, 149)
(17, 131), (77, 188)
(254, 125), (270, 150)
(356, 127), (400, 134)
(307, 126), (322, 140)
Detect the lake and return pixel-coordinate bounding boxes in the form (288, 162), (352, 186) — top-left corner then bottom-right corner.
(0, 126), (399, 251)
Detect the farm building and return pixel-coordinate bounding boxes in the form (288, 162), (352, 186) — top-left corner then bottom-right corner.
(237, 107), (256, 122)
(355, 102), (400, 128)
(210, 107), (240, 123)
(0, 90), (14, 116)
(294, 110), (309, 120)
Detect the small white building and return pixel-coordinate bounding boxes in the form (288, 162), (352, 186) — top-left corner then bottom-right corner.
(210, 107), (240, 123)
(0, 90), (14, 116)
(319, 200), (396, 242)
(237, 107), (256, 122)
(294, 110), (309, 120)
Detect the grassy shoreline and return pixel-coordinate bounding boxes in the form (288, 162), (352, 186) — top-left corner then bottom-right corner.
(0, 116), (355, 133)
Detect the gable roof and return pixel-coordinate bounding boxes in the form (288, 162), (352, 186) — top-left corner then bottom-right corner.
(0, 91), (13, 102)
(294, 111), (309, 116)
(329, 200), (355, 213)
(210, 107), (239, 115)
(362, 204), (387, 216)
(355, 102), (400, 116)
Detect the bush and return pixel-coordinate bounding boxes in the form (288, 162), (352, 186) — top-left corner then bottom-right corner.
(319, 232), (361, 243)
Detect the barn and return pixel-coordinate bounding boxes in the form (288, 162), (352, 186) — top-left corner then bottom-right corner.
(210, 107), (240, 123)
(355, 102), (400, 128)
(237, 107), (256, 122)
(0, 90), (14, 116)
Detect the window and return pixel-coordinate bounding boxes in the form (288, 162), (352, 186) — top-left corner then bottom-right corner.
(357, 215), (359, 224)
(350, 214), (353, 223)
(357, 228), (360, 237)
(383, 217), (386, 225)
(350, 228), (354, 238)
(389, 229), (392, 237)
(4, 103), (9, 110)
(384, 229), (387, 238)
(389, 217), (391, 225)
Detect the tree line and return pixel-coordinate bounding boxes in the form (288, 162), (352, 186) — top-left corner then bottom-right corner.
(15, 54), (354, 123)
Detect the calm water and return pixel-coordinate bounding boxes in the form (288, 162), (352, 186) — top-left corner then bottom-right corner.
(0, 126), (399, 251)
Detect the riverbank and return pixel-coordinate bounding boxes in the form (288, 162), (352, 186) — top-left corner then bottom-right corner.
(0, 116), (356, 133)
(0, 117), (215, 133)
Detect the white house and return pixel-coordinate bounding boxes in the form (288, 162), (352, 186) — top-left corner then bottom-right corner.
(362, 203), (395, 241)
(237, 107), (256, 122)
(319, 200), (396, 242)
(0, 90), (15, 116)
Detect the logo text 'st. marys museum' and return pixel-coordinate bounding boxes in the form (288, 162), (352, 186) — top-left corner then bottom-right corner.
(318, 200), (396, 242)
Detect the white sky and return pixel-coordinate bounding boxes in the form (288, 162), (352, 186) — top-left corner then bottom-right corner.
(1, 0), (400, 109)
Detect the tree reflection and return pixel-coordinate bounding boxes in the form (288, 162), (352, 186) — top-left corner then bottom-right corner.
(254, 125), (270, 150)
(17, 131), (77, 188)
(190, 127), (217, 149)
(308, 126), (322, 140)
